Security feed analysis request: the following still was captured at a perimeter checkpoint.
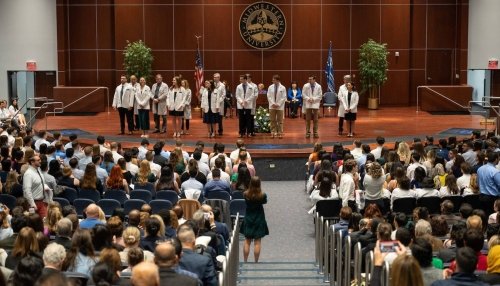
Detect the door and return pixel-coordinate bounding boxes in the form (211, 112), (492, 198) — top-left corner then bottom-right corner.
(426, 50), (453, 85)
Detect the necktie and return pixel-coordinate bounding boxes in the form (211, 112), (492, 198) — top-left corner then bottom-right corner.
(311, 84), (315, 94)
(120, 84), (124, 103)
(243, 84), (247, 96)
(36, 168), (45, 200)
(274, 84), (278, 103)
(155, 84), (160, 99)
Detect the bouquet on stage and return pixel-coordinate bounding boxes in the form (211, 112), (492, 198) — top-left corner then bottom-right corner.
(255, 106), (271, 133)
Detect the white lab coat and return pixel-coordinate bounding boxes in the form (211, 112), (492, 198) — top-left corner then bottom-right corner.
(201, 88), (222, 113)
(343, 91), (359, 113)
(302, 82), (323, 109)
(150, 82), (169, 115)
(235, 83), (257, 110)
(266, 83), (287, 110)
(215, 81), (226, 115)
(337, 84), (348, 117)
(135, 85), (151, 110)
(167, 87), (187, 111)
(113, 83), (134, 109)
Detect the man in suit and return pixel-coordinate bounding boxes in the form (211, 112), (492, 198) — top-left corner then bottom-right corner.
(41, 243), (66, 277)
(235, 75), (256, 138)
(178, 227), (218, 286)
(54, 218), (72, 250)
(151, 74), (169, 134)
(213, 73), (226, 136)
(155, 242), (198, 286)
(337, 75), (351, 135)
(0, 215), (27, 250)
(302, 76), (323, 138)
(266, 74), (287, 139)
(112, 75), (134, 135)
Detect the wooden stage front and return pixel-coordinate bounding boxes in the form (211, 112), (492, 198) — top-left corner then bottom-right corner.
(33, 107), (491, 158)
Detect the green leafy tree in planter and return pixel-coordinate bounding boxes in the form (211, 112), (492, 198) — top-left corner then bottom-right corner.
(254, 106), (271, 133)
(123, 40), (154, 82)
(358, 39), (389, 109)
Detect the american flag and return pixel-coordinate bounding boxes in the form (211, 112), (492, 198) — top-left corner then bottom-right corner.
(194, 47), (204, 98)
(325, 41), (335, 93)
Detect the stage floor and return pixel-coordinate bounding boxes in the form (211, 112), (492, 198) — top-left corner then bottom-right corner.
(34, 107), (492, 157)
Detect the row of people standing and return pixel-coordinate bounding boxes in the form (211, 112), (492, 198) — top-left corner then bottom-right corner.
(112, 74), (192, 138)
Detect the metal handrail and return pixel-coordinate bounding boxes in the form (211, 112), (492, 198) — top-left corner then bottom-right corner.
(336, 230), (343, 286)
(353, 242), (362, 286)
(25, 97), (53, 127)
(63, 87), (110, 113)
(323, 220), (330, 282)
(26, 100), (60, 127)
(318, 216), (325, 274)
(382, 261), (390, 286)
(343, 235), (352, 286)
(364, 251), (374, 284)
(315, 212), (320, 268)
(328, 225), (337, 286)
(416, 86), (469, 112)
(44, 102), (64, 130)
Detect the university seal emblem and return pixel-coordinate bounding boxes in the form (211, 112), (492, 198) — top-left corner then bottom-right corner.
(239, 2), (286, 49)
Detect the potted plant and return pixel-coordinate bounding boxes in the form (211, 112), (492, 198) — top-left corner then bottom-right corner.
(358, 39), (389, 110)
(123, 40), (154, 81)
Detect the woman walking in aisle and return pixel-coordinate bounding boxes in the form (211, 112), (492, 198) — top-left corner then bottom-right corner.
(242, 176), (269, 263)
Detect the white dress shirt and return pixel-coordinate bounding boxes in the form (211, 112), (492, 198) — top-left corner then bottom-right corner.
(339, 172), (356, 207)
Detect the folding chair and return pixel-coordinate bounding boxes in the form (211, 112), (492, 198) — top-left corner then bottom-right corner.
(130, 190), (152, 203)
(392, 197), (416, 216)
(0, 194), (17, 210)
(103, 190), (128, 206)
(417, 196), (442, 215)
(124, 199), (147, 214)
(441, 196), (463, 213)
(79, 189), (100, 202)
(98, 199), (121, 218)
(205, 190), (231, 201)
(149, 199), (173, 214)
(231, 191), (244, 200)
(60, 187), (78, 203)
(156, 190), (179, 205)
(73, 198), (94, 218)
(316, 199), (342, 222)
(230, 199), (246, 218)
(321, 91), (337, 117)
(53, 197), (70, 208)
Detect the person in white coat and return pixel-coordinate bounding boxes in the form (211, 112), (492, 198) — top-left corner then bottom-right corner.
(129, 75), (141, 130)
(180, 79), (192, 135)
(135, 77), (151, 138)
(112, 75), (135, 135)
(235, 75), (257, 137)
(150, 74), (168, 134)
(247, 74), (259, 136)
(167, 76), (186, 138)
(344, 82), (359, 137)
(214, 73), (226, 136)
(201, 80), (221, 138)
(302, 76), (322, 138)
(337, 75), (351, 135)
(266, 75), (287, 138)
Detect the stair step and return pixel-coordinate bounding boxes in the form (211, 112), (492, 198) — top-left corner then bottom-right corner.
(238, 261), (325, 285)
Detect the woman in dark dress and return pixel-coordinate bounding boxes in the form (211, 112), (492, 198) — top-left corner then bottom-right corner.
(343, 82), (359, 137)
(242, 176), (269, 263)
(201, 80), (219, 138)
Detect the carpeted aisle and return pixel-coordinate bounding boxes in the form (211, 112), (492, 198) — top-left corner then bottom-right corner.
(238, 181), (325, 285)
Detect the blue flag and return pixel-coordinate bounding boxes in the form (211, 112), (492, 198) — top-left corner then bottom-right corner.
(325, 41), (335, 93)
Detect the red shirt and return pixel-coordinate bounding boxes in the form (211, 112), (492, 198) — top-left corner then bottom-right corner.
(449, 252), (487, 272)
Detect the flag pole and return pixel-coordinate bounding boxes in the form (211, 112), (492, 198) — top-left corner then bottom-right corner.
(195, 35), (202, 110)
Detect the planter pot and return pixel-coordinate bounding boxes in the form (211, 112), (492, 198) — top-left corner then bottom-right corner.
(368, 98), (378, 110)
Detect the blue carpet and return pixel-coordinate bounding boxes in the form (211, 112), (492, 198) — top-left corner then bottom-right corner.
(47, 129), (93, 136)
(438, 128), (481, 136)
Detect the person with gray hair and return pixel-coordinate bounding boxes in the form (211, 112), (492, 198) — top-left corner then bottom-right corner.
(55, 218), (73, 250)
(42, 243), (66, 276)
(178, 227), (218, 286)
(337, 74), (351, 135)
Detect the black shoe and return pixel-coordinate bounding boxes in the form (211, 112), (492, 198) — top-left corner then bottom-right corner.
(152, 129), (160, 133)
(117, 132), (124, 135)
(251, 133), (256, 137)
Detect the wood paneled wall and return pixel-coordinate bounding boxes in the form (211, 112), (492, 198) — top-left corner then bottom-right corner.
(57, 0), (468, 106)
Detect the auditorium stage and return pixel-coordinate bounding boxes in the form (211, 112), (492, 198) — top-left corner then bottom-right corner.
(33, 107), (491, 157)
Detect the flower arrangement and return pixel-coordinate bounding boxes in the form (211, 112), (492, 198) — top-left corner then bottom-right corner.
(254, 106), (271, 133)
